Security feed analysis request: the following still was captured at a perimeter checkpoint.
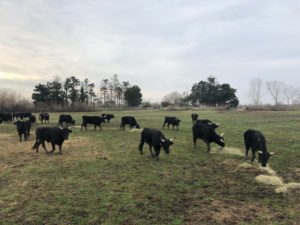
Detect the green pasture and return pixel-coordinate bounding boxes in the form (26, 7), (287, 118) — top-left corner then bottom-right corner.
(0, 110), (299, 225)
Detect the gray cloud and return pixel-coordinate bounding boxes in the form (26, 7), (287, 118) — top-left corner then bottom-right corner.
(0, 0), (300, 104)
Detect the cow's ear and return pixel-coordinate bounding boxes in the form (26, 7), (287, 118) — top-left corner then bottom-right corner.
(59, 127), (63, 130)
(220, 133), (224, 137)
(258, 151), (263, 155)
(160, 139), (165, 143)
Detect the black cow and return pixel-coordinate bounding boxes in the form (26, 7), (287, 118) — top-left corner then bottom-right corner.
(13, 112), (32, 120)
(191, 113), (199, 124)
(0, 113), (12, 123)
(39, 113), (50, 123)
(120, 116), (140, 130)
(58, 114), (75, 126)
(196, 119), (219, 130)
(30, 115), (37, 126)
(163, 116), (181, 130)
(14, 120), (31, 142)
(192, 122), (225, 152)
(139, 128), (174, 161)
(102, 113), (115, 123)
(81, 116), (105, 131)
(32, 127), (72, 154)
(244, 129), (275, 167)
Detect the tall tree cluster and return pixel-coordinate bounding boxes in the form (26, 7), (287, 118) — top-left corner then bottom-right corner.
(99, 74), (142, 107)
(32, 76), (96, 107)
(186, 76), (239, 107)
(32, 74), (143, 108)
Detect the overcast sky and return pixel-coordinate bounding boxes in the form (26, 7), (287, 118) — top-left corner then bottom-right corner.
(0, 0), (300, 104)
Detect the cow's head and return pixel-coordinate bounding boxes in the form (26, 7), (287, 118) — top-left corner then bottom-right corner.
(71, 120), (76, 125)
(60, 127), (72, 140)
(135, 124), (141, 129)
(160, 138), (174, 154)
(258, 151), (275, 167)
(216, 133), (225, 147)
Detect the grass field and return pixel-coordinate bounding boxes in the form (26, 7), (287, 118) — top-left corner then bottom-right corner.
(0, 110), (300, 225)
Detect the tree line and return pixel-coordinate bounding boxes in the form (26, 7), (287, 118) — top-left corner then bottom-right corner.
(32, 74), (142, 108)
(248, 78), (300, 106)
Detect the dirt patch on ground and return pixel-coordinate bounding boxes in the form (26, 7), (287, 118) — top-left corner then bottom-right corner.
(184, 198), (274, 225)
(211, 147), (244, 156)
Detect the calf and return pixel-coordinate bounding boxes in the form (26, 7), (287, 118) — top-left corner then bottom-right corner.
(30, 115), (37, 126)
(58, 114), (75, 126)
(32, 127), (72, 154)
(81, 116), (105, 131)
(191, 113), (199, 124)
(14, 120), (31, 142)
(101, 113), (115, 123)
(244, 129), (275, 167)
(192, 122), (225, 152)
(139, 128), (174, 161)
(39, 113), (50, 123)
(120, 116), (140, 130)
(162, 116), (181, 130)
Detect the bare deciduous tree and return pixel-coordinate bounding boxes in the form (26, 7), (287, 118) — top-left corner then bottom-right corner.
(266, 80), (284, 106)
(248, 78), (263, 106)
(283, 85), (299, 105)
(162, 91), (183, 105)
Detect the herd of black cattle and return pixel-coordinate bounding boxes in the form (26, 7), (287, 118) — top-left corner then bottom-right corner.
(0, 112), (274, 167)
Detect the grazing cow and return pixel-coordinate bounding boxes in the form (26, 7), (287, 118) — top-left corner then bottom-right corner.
(192, 122), (225, 152)
(81, 116), (105, 131)
(101, 113), (115, 123)
(13, 112), (32, 120)
(196, 119), (219, 130)
(120, 116), (140, 130)
(244, 129), (275, 167)
(163, 116), (181, 130)
(14, 120), (31, 142)
(191, 113), (199, 124)
(30, 115), (37, 126)
(39, 113), (50, 123)
(58, 114), (75, 126)
(0, 113), (13, 123)
(32, 127), (72, 154)
(139, 128), (174, 161)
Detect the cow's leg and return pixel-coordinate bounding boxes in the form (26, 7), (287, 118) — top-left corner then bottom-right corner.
(193, 136), (197, 148)
(41, 141), (49, 154)
(138, 140), (144, 154)
(24, 133), (28, 141)
(35, 141), (41, 153)
(149, 146), (155, 157)
(59, 145), (62, 154)
(205, 141), (211, 153)
(19, 134), (22, 142)
(245, 143), (250, 159)
(162, 122), (166, 129)
(155, 150), (160, 161)
(251, 148), (256, 162)
(50, 143), (56, 154)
